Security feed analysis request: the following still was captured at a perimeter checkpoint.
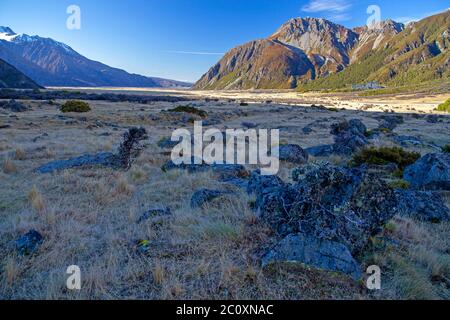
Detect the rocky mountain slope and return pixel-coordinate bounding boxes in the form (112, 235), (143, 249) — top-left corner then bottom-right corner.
(0, 27), (191, 88)
(195, 10), (449, 90)
(0, 57), (42, 89)
(305, 11), (449, 90)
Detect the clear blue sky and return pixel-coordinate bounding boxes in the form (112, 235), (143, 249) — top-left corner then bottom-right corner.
(0, 0), (448, 82)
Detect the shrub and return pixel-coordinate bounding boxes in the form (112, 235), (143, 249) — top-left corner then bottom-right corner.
(442, 145), (450, 153)
(436, 98), (450, 113)
(388, 180), (410, 190)
(351, 147), (420, 171)
(168, 105), (207, 118)
(60, 100), (91, 113)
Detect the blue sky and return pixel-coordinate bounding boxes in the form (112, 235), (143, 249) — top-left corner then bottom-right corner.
(0, 0), (448, 82)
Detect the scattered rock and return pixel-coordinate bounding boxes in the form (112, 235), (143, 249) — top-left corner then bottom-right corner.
(190, 189), (228, 208)
(302, 127), (313, 134)
(36, 127), (148, 173)
(403, 153), (450, 190)
(242, 122), (257, 129)
(331, 119), (368, 155)
(377, 115), (404, 131)
(279, 144), (309, 164)
(0, 99), (28, 112)
(262, 233), (362, 280)
(305, 145), (334, 157)
(15, 230), (43, 256)
(137, 207), (172, 223)
(395, 190), (449, 222)
(36, 152), (115, 174)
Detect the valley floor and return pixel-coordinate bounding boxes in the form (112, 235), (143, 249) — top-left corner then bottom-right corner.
(0, 89), (449, 299)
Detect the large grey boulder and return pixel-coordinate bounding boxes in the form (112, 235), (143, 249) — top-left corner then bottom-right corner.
(403, 153), (450, 190)
(251, 163), (397, 256)
(262, 233), (362, 280)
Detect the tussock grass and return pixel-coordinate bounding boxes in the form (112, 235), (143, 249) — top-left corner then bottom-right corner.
(2, 158), (17, 174)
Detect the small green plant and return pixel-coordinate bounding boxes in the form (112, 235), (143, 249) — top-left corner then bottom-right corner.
(388, 179), (410, 190)
(351, 147), (420, 171)
(442, 145), (450, 153)
(60, 100), (91, 113)
(168, 105), (208, 118)
(436, 98), (450, 113)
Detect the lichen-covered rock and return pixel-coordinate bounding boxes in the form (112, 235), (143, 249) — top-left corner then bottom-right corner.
(279, 144), (309, 164)
(0, 99), (28, 112)
(262, 233), (362, 280)
(15, 230), (43, 256)
(403, 153), (450, 190)
(331, 119), (368, 155)
(395, 190), (450, 222)
(252, 163), (397, 256)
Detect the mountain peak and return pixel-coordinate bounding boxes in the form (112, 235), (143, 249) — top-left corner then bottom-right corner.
(0, 26), (18, 42)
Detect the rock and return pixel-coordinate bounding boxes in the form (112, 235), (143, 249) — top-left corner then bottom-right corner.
(330, 119), (368, 155)
(36, 152), (115, 174)
(262, 233), (362, 280)
(137, 207), (172, 223)
(252, 163), (397, 256)
(377, 115), (404, 131)
(157, 137), (179, 149)
(395, 190), (449, 222)
(162, 159), (249, 180)
(279, 144), (309, 164)
(305, 144), (334, 157)
(220, 177), (249, 189)
(426, 115), (440, 124)
(190, 189), (228, 208)
(403, 153), (450, 190)
(0, 99), (28, 112)
(36, 128), (148, 173)
(242, 122), (257, 129)
(302, 127), (313, 134)
(15, 230), (43, 256)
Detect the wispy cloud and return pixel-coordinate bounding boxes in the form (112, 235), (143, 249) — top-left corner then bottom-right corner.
(394, 7), (450, 24)
(302, 0), (351, 13)
(166, 50), (224, 56)
(301, 0), (352, 22)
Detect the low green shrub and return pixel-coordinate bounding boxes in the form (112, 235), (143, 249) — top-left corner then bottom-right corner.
(436, 98), (450, 113)
(60, 100), (91, 113)
(168, 105), (208, 118)
(351, 147), (420, 171)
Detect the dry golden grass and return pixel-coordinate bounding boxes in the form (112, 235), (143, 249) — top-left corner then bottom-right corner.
(0, 93), (448, 300)
(2, 158), (17, 174)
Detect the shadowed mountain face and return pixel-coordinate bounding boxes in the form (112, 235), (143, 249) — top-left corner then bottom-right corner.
(195, 11), (449, 90)
(0, 58), (42, 89)
(0, 27), (191, 88)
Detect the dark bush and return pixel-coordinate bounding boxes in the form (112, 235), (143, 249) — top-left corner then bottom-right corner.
(60, 100), (91, 113)
(168, 105), (207, 118)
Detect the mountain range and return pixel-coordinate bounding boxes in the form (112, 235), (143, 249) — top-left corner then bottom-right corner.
(0, 27), (191, 88)
(194, 10), (449, 90)
(0, 57), (42, 89)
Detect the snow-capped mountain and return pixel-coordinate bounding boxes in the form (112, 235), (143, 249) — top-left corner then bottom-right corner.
(0, 27), (191, 88)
